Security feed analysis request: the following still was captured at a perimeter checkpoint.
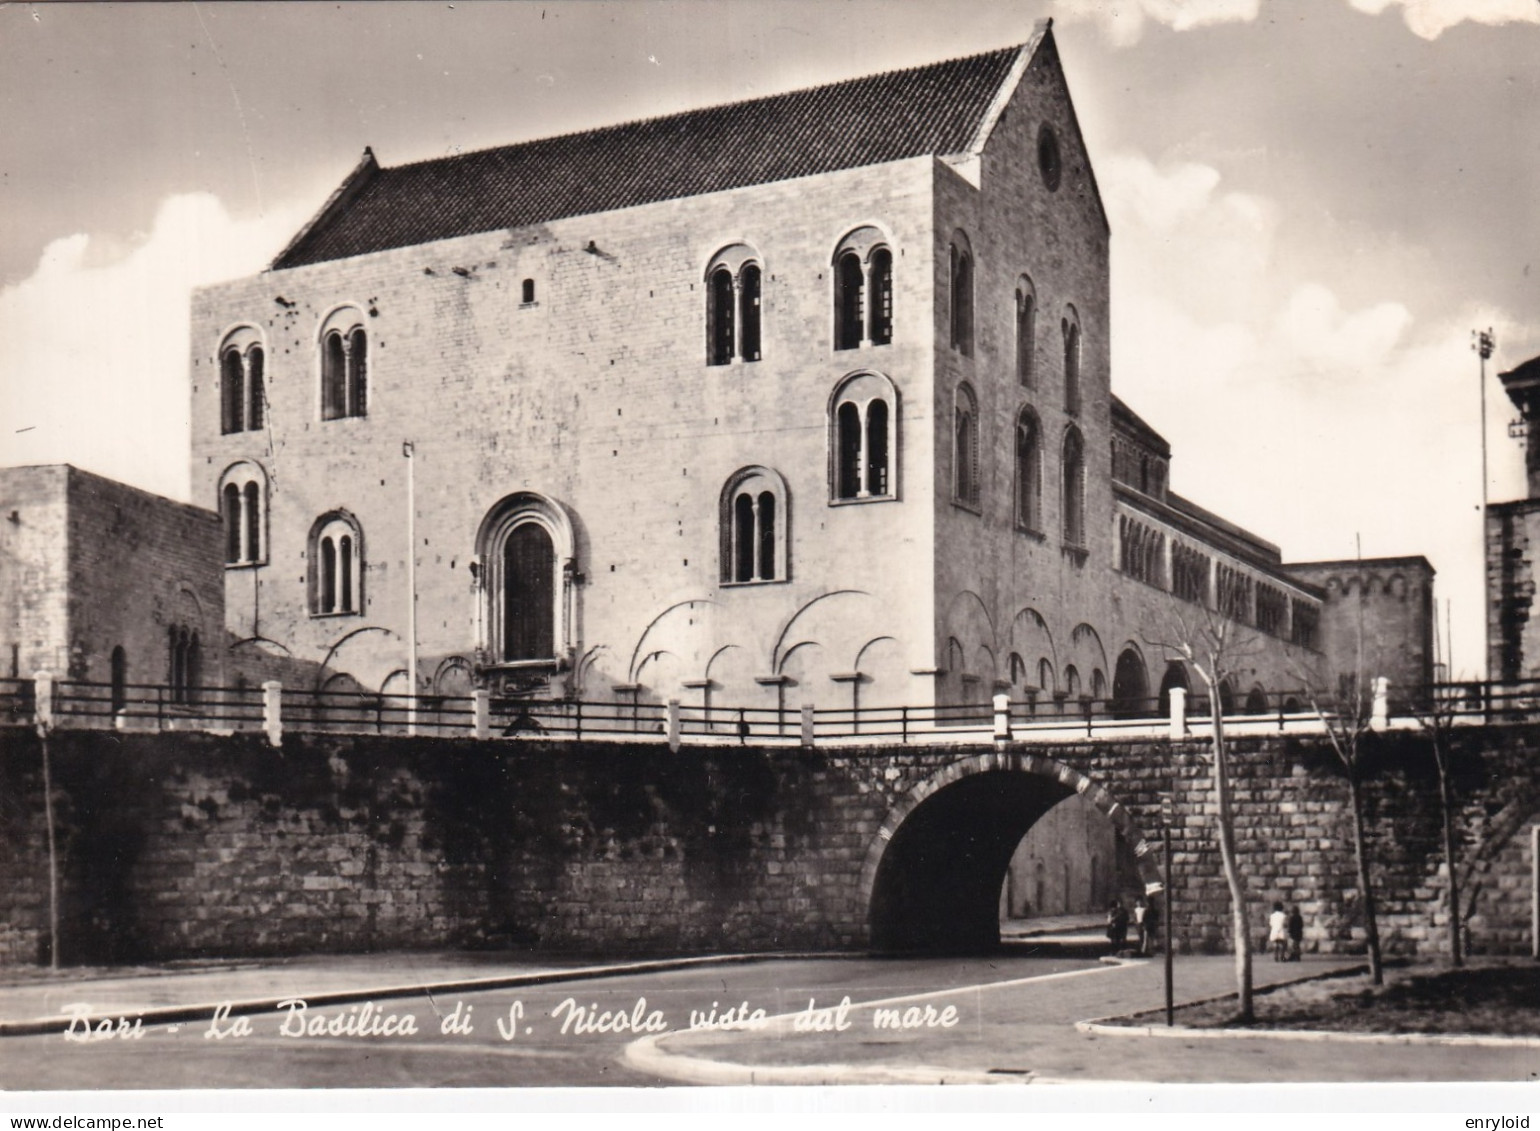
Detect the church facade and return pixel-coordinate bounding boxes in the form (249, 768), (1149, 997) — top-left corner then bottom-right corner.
(189, 24), (1428, 719)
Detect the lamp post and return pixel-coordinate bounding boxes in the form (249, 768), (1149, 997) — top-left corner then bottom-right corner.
(1475, 328), (1495, 680)
(403, 441), (418, 735)
(1162, 790), (1175, 1027)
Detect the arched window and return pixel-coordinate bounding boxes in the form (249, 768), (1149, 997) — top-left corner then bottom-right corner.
(954, 383), (980, 509)
(1016, 277), (1037, 387)
(309, 512), (364, 615)
(720, 467), (789, 584)
(832, 227), (894, 351)
(949, 233), (974, 356)
(218, 327), (265, 434)
(475, 492), (577, 667)
(218, 462), (268, 566)
(319, 307), (368, 420)
(1037, 658), (1055, 695)
(1064, 664), (1081, 701)
(829, 372), (898, 502)
(705, 244), (762, 365)
(521, 278), (536, 304)
(1062, 307), (1082, 415)
(1061, 425), (1085, 547)
(1112, 647), (1149, 719)
(168, 626), (199, 705)
(1014, 408), (1042, 532)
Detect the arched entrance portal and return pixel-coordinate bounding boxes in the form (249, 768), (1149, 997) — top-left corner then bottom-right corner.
(862, 754), (1158, 953)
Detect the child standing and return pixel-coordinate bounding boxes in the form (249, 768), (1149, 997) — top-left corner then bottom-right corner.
(1268, 901), (1288, 962)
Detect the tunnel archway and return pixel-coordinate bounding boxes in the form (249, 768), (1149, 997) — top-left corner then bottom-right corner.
(861, 753), (1159, 952)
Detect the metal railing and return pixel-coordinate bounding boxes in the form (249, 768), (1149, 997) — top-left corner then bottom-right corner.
(6, 672), (1531, 749)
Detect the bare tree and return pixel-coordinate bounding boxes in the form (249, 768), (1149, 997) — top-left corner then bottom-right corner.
(1297, 668), (1385, 985)
(1150, 610), (1260, 1022)
(1409, 679), (1477, 967)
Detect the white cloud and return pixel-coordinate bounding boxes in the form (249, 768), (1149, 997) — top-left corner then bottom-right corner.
(1348, 0), (1540, 39)
(1053, 0), (1263, 46)
(1057, 0), (1536, 44)
(0, 193), (303, 502)
(1101, 150), (1522, 676)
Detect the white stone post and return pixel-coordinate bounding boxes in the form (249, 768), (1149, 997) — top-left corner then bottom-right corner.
(666, 698), (681, 752)
(262, 681), (283, 748)
(993, 692), (1012, 743)
(800, 703), (816, 748)
(1168, 686), (1187, 740)
(1371, 677), (1389, 732)
(472, 690), (491, 740)
(32, 671), (54, 734)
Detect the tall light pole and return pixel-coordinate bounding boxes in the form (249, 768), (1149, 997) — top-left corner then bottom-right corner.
(1475, 328), (1495, 680)
(403, 440), (418, 735)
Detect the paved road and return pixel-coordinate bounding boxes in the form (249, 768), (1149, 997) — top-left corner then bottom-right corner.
(1, 950), (1535, 1089)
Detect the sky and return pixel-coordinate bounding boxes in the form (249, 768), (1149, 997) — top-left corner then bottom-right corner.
(0, 0), (1536, 679)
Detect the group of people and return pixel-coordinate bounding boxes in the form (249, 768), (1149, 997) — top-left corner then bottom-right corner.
(1105, 896), (1159, 956)
(1106, 897), (1307, 961)
(1268, 902), (1306, 961)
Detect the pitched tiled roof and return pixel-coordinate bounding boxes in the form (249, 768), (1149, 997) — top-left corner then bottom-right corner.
(272, 40), (1031, 270)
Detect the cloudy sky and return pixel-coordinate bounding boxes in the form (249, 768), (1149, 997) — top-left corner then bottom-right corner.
(0, 0), (1535, 677)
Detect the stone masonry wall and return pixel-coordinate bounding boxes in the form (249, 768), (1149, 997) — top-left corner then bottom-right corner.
(1, 725), (1534, 968)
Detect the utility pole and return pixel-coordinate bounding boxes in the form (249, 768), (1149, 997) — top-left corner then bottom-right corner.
(1476, 329), (1495, 680)
(404, 441), (418, 736)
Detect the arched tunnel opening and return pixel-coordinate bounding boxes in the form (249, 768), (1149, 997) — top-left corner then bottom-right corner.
(869, 768), (1145, 954)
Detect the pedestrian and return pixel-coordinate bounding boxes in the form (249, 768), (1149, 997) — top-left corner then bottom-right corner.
(1107, 898), (1130, 954)
(1141, 896), (1161, 956)
(1133, 896), (1150, 956)
(1287, 904), (1304, 961)
(1268, 901), (1288, 962)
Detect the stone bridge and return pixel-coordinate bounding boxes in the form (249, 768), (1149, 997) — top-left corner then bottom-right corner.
(2, 725), (1538, 967)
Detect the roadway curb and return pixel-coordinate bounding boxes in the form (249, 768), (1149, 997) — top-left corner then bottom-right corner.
(0, 950), (847, 1039)
(1075, 962), (1540, 1049)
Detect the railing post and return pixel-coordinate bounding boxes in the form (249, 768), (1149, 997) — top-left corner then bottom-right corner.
(32, 671), (54, 733)
(1371, 677), (1389, 732)
(575, 700), (584, 743)
(262, 681), (283, 748)
(1168, 686), (1187, 741)
(666, 698), (681, 752)
(1083, 697), (1094, 738)
(993, 692), (1011, 744)
(800, 703), (816, 748)
(472, 690), (490, 740)
(901, 705), (909, 744)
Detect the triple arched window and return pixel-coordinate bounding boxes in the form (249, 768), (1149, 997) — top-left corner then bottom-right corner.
(721, 467), (788, 584)
(320, 307), (368, 420)
(1062, 425), (1086, 548)
(1062, 306), (1082, 415)
(949, 233), (974, 356)
(309, 512), (363, 616)
(476, 493), (576, 666)
(706, 245), (762, 366)
(219, 327), (266, 435)
(1014, 408), (1042, 532)
(219, 462), (267, 566)
(830, 372), (898, 502)
(833, 228), (893, 351)
(953, 383), (980, 509)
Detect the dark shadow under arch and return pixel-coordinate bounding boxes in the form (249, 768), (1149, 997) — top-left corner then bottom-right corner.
(864, 754), (1157, 953)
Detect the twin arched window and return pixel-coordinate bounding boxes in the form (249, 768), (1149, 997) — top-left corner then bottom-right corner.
(830, 372), (897, 502)
(219, 327), (266, 435)
(1063, 307), (1082, 415)
(953, 383), (980, 509)
(476, 493), (575, 665)
(1062, 425), (1086, 548)
(219, 462), (267, 566)
(706, 245), (762, 366)
(320, 308), (368, 420)
(168, 625), (200, 705)
(949, 234), (974, 356)
(833, 228), (893, 351)
(721, 467), (788, 584)
(310, 513), (363, 616)
(1014, 408), (1042, 532)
